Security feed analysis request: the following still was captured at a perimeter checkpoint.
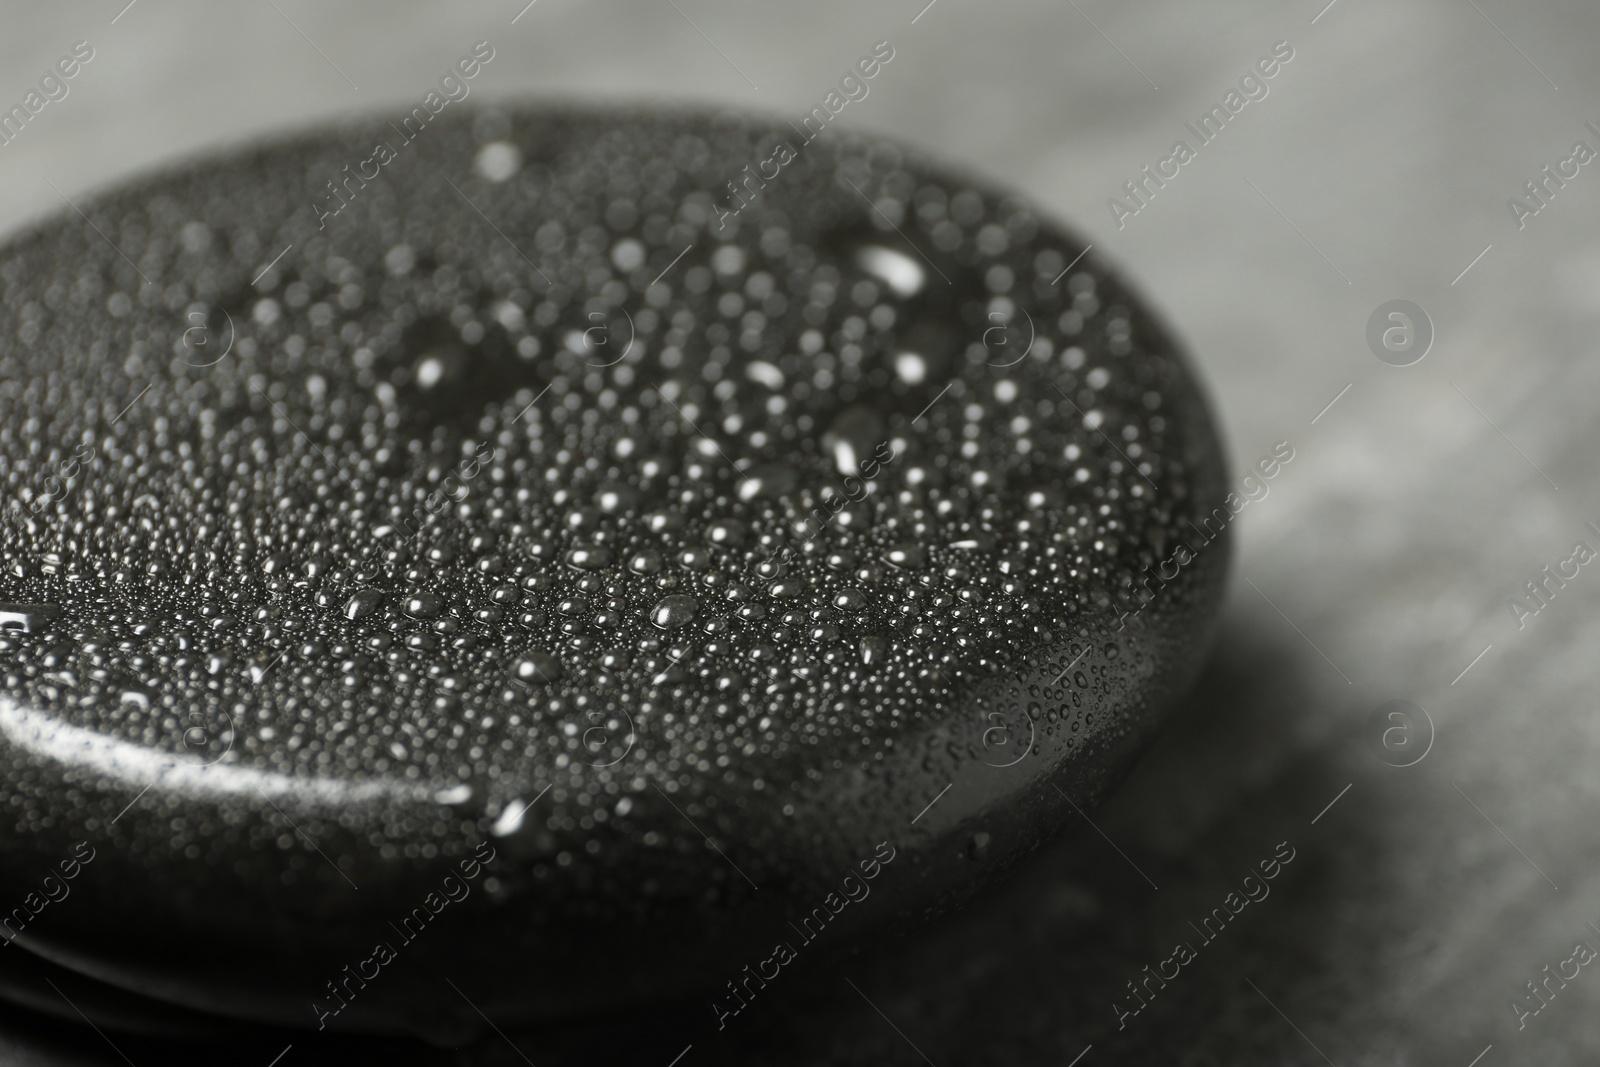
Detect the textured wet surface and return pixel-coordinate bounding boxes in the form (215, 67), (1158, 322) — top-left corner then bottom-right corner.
(10, 0), (1592, 1061)
(0, 106), (1228, 1039)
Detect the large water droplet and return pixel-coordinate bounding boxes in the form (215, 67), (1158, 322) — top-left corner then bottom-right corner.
(821, 406), (886, 478)
(628, 549), (663, 575)
(513, 651), (562, 685)
(650, 594), (698, 630)
(434, 783), (473, 805)
(404, 592), (443, 619)
(884, 543), (926, 570)
(737, 464), (798, 502)
(856, 244), (926, 297)
(344, 590), (383, 621)
(565, 544), (614, 571)
(474, 141), (522, 183)
(834, 588), (868, 611)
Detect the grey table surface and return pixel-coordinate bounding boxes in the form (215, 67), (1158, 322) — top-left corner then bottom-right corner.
(2, 1), (1598, 1063)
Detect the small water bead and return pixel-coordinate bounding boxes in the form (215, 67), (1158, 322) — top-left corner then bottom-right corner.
(403, 592), (443, 619)
(595, 485), (640, 514)
(855, 245), (925, 298)
(884, 544), (926, 570)
(810, 623), (841, 642)
(894, 351), (928, 385)
(474, 141), (521, 182)
(833, 589), (868, 611)
(649, 595), (698, 630)
(611, 238), (646, 272)
(647, 510), (685, 534)
(745, 360), (784, 390)
(711, 245), (746, 276)
(628, 550), (664, 575)
(565, 544), (614, 571)
(566, 509), (602, 533)
(707, 520), (747, 548)
(343, 590), (383, 621)
(736, 463), (799, 502)
(821, 406), (887, 478)
(512, 651), (563, 685)
(677, 546), (714, 569)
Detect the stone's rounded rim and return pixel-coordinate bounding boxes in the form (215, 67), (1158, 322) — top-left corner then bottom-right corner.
(0, 696), (439, 804)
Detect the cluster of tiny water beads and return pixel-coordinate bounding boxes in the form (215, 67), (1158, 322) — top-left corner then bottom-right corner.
(0, 111), (1200, 885)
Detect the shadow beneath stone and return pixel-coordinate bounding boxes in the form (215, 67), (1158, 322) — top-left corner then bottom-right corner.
(639, 603), (1389, 1066)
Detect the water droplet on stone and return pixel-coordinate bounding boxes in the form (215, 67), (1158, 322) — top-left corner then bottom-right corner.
(628, 550), (663, 575)
(491, 798), (531, 837)
(894, 351), (928, 385)
(513, 651), (562, 685)
(745, 360), (785, 391)
(737, 463), (798, 502)
(344, 590), (383, 620)
(708, 520), (747, 548)
(856, 244), (926, 297)
(884, 544), (926, 570)
(565, 544), (614, 571)
(435, 783), (473, 805)
(822, 406), (886, 477)
(650, 594), (698, 630)
(474, 140), (521, 182)
(404, 592), (443, 619)
(834, 588), (868, 611)
(0, 604), (60, 633)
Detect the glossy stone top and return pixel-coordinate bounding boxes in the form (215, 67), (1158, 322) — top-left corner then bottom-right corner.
(0, 106), (1228, 1038)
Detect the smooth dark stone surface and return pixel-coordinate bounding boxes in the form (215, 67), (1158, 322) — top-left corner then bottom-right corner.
(0, 105), (1229, 1040)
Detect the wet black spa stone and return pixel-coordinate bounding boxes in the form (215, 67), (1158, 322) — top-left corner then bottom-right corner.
(0, 105), (1230, 1040)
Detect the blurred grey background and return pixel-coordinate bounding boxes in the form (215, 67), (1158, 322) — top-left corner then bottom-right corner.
(4, 0), (1600, 1063)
